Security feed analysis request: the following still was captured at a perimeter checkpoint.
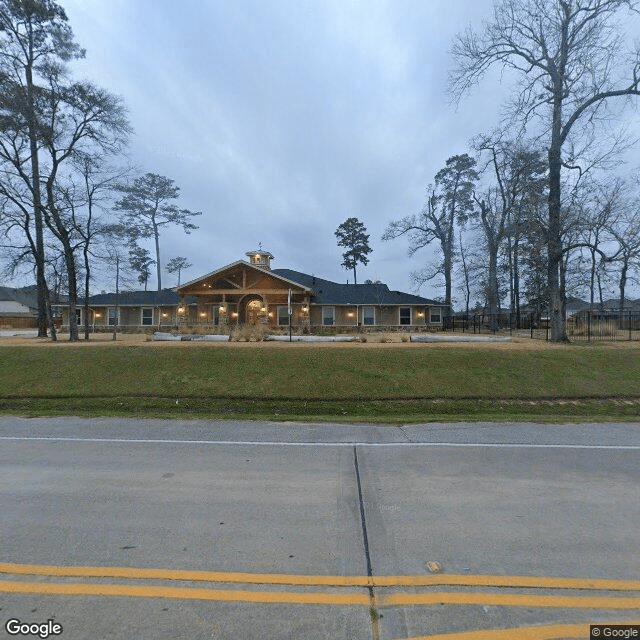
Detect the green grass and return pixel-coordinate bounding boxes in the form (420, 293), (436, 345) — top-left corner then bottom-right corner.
(1, 345), (639, 422)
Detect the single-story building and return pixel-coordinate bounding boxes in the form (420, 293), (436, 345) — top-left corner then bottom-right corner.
(65, 288), (196, 330)
(0, 286), (43, 328)
(62, 250), (448, 331)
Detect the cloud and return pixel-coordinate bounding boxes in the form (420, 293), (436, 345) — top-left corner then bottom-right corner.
(59, 0), (513, 298)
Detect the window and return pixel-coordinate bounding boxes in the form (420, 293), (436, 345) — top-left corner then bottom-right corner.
(399, 307), (411, 325)
(108, 307), (118, 326)
(323, 306), (335, 326)
(430, 309), (442, 323)
(362, 306), (375, 326)
(141, 308), (153, 325)
(277, 306), (290, 326)
(74, 308), (81, 326)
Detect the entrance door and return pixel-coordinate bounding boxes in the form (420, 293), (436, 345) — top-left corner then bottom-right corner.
(246, 299), (262, 325)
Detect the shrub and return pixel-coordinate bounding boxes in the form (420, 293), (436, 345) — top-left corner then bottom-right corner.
(230, 323), (270, 342)
(569, 321), (618, 337)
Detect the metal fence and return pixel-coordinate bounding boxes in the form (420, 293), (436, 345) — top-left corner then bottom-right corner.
(441, 311), (640, 341)
(565, 311), (640, 342)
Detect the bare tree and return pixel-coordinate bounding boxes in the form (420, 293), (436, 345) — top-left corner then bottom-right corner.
(383, 154), (478, 313)
(457, 227), (473, 318)
(57, 156), (131, 340)
(605, 185), (640, 312)
(40, 70), (130, 341)
(472, 138), (549, 329)
(0, 0), (84, 337)
(451, 0), (640, 341)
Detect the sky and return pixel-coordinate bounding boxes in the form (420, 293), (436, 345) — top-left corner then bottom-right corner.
(55, 0), (505, 300)
(57, 0), (638, 301)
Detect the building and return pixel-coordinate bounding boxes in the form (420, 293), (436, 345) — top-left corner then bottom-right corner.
(63, 250), (447, 331)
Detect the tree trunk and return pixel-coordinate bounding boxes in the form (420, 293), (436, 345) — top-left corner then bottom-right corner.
(112, 256), (120, 341)
(619, 258), (628, 314)
(513, 236), (521, 328)
(25, 57), (51, 338)
(45, 170), (79, 341)
(589, 248), (597, 312)
(84, 244), (91, 340)
(488, 248), (499, 331)
(548, 138), (567, 341)
(507, 234), (515, 315)
(459, 230), (471, 318)
(154, 222), (162, 291)
(443, 246), (453, 318)
(62, 242), (79, 342)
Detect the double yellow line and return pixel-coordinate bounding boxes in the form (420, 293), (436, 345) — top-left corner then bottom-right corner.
(2, 561), (640, 610)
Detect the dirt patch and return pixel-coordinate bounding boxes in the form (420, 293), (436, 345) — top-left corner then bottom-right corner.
(2, 331), (638, 351)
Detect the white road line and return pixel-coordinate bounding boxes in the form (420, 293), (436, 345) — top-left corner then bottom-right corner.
(0, 436), (639, 449)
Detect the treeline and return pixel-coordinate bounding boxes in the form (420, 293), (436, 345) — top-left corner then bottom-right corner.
(384, 141), (640, 329)
(0, 1), (200, 341)
(428, 0), (639, 341)
(1, 0), (639, 344)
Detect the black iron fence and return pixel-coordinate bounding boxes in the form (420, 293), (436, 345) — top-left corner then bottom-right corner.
(566, 310), (640, 342)
(441, 311), (640, 341)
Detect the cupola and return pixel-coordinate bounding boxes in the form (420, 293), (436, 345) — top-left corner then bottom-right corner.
(245, 249), (274, 270)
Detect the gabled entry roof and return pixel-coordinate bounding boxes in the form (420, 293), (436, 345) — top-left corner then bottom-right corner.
(176, 260), (312, 296)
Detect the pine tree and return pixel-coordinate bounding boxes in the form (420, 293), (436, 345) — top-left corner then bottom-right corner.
(334, 217), (372, 284)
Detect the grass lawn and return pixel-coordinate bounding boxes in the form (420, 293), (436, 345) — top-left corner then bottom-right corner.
(1, 340), (639, 422)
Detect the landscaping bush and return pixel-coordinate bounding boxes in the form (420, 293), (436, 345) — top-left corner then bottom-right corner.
(230, 323), (270, 342)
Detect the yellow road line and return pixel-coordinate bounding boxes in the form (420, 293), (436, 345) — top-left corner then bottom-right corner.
(381, 591), (640, 609)
(2, 578), (640, 610)
(0, 562), (371, 587)
(0, 580), (370, 606)
(399, 621), (640, 640)
(2, 562), (640, 591)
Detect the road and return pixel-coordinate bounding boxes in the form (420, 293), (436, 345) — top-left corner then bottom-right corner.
(1, 417), (639, 639)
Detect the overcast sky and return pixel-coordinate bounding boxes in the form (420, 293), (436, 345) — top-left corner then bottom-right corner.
(58, 0), (637, 301)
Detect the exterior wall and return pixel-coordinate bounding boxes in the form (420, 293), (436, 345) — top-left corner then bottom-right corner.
(378, 307), (398, 326)
(307, 304), (443, 328)
(63, 305), (184, 330)
(61, 302), (446, 331)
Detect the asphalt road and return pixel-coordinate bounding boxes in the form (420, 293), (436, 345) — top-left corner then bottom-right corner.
(1, 417), (639, 640)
